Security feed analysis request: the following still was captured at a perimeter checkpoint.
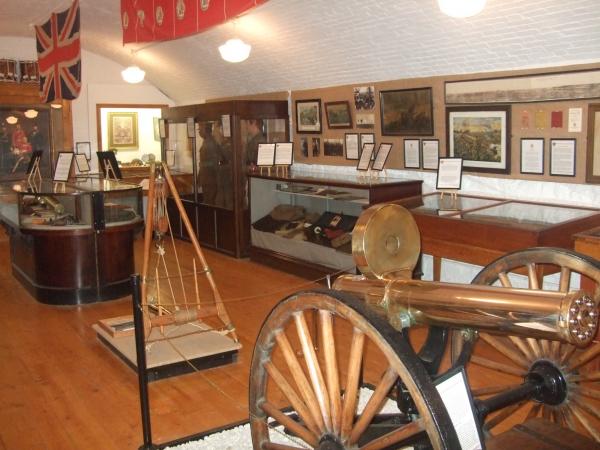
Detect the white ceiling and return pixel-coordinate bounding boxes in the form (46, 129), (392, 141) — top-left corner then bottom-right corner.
(2, 0), (600, 104)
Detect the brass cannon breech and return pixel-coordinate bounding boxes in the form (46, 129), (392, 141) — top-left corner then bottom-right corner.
(333, 275), (598, 347)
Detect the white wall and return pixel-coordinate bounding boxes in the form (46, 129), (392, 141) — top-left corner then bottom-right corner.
(0, 36), (173, 170)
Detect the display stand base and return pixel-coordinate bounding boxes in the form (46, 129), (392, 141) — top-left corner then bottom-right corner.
(94, 321), (241, 381)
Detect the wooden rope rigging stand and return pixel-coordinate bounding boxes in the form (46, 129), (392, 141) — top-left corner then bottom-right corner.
(140, 162), (238, 342)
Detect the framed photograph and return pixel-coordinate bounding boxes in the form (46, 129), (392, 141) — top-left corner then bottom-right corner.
(355, 112), (375, 129)
(159, 118), (167, 139)
(436, 157), (463, 190)
(345, 133), (359, 160)
(404, 139), (420, 169)
(422, 139), (440, 170)
(300, 137), (309, 158)
(324, 101), (352, 129)
(186, 117), (195, 138)
(257, 143), (276, 166)
(295, 99), (322, 133)
(312, 137), (321, 157)
(53, 152), (74, 182)
(357, 143), (375, 171)
(275, 143), (293, 165)
(360, 133), (375, 158)
(520, 138), (545, 174)
(447, 105), (511, 174)
(75, 154), (90, 173)
(107, 112), (138, 149)
(75, 141), (91, 160)
(380, 87), (434, 136)
(353, 86), (375, 110)
(372, 143), (392, 171)
(550, 139), (576, 177)
(587, 104), (600, 183)
(324, 138), (344, 157)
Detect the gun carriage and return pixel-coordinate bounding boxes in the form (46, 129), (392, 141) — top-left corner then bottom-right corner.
(249, 203), (600, 449)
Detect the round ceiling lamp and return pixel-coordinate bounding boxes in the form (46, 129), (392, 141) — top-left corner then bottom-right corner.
(50, 103), (63, 109)
(438, 0), (486, 18)
(121, 65), (146, 84)
(6, 116), (18, 125)
(24, 109), (38, 119)
(219, 38), (251, 63)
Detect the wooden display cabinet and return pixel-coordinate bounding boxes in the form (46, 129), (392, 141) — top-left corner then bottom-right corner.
(161, 100), (289, 257)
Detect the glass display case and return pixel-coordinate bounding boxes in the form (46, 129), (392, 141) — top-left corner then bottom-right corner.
(161, 100), (289, 256)
(3, 179), (143, 305)
(249, 171), (422, 278)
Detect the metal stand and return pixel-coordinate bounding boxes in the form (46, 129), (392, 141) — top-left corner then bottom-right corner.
(131, 274), (159, 450)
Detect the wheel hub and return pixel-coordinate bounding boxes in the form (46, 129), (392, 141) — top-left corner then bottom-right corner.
(318, 435), (345, 450)
(527, 360), (568, 405)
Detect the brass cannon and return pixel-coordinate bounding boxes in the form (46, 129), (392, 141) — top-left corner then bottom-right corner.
(249, 204), (600, 450)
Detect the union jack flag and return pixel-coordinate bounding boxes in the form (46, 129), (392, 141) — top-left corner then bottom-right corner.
(35, 0), (81, 103)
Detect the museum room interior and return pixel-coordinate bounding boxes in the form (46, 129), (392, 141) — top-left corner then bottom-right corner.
(1, 0), (600, 449)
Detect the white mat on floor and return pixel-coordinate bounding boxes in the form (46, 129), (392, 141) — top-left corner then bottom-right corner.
(165, 388), (399, 450)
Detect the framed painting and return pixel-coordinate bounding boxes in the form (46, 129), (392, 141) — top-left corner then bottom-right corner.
(107, 112), (138, 149)
(380, 87), (434, 136)
(324, 101), (352, 129)
(587, 103), (600, 183)
(446, 105), (511, 174)
(295, 99), (322, 133)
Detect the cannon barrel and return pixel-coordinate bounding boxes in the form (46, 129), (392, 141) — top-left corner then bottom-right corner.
(333, 275), (598, 347)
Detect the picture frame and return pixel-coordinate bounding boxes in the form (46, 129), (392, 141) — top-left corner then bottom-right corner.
(446, 105), (511, 174)
(360, 133), (375, 158)
(520, 138), (545, 175)
(345, 133), (359, 160)
(380, 87), (434, 136)
(159, 118), (167, 139)
(153, 117), (160, 141)
(422, 139), (440, 170)
(550, 138), (576, 177)
(256, 143), (276, 166)
(311, 137), (321, 157)
(107, 111), (138, 149)
(403, 139), (420, 169)
(75, 154), (90, 173)
(587, 103), (600, 183)
(357, 143), (375, 171)
(372, 143), (392, 171)
(53, 152), (74, 182)
(275, 143), (293, 166)
(75, 141), (91, 160)
(295, 99), (322, 133)
(324, 101), (352, 129)
(323, 138), (344, 157)
(436, 157), (463, 190)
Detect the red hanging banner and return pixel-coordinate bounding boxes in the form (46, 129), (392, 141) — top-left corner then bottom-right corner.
(121, 0), (268, 44)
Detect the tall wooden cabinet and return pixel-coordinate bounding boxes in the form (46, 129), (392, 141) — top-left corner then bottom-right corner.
(161, 100), (289, 257)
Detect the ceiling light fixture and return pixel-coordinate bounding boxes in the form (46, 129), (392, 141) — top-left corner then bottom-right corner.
(219, 38), (251, 63)
(438, 0), (486, 18)
(24, 109), (38, 119)
(122, 65), (146, 84)
(50, 103), (63, 109)
(6, 116), (18, 125)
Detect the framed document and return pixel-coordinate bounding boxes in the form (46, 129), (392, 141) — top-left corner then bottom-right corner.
(26, 150), (43, 175)
(75, 154), (90, 173)
(550, 139), (576, 176)
(520, 138), (544, 174)
(275, 142), (293, 165)
(422, 139), (440, 170)
(357, 143), (375, 171)
(345, 133), (359, 160)
(75, 141), (91, 160)
(436, 157), (463, 190)
(372, 143), (392, 171)
(159, 119), (167, 139)
(186, 117), (195, 138)
(403, 139), (420, 168)
(360, 133), (375, 158)
(53, 152), (74, 182)
(257, 143), (276, 166)
(435, 367), (485, 450)
(96, 151), (123, 180)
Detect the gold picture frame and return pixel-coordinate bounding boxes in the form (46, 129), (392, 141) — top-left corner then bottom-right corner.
(107, 112), (138, 149)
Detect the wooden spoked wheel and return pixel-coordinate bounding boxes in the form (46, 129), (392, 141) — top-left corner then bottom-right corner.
(452, 247), (600, 441)
(249, 290), (459, 450)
